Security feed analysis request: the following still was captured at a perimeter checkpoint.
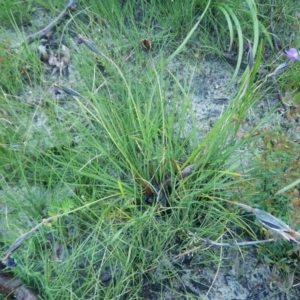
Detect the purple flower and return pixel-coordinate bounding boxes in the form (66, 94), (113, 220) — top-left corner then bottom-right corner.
(285, 48), (300, 61)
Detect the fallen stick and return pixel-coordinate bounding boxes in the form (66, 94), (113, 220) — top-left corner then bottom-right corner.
(196, 236), (275, 247)
(15, 0), (78, 47)
(224, 200), (300, 244)
(181, 200), (300, 255)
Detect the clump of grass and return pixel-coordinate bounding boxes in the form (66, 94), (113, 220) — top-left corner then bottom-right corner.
(1, 0), (300, 298)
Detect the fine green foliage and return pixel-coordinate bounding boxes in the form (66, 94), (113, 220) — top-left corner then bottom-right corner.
(1, 0), (300, 298)
(0, 1), (32, 25)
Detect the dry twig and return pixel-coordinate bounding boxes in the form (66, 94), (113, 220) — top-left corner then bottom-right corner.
(15, 0), (78, 47)
(225, 200), (300, 244)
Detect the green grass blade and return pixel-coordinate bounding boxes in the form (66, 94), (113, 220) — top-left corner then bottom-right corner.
(163, 0), (211, 66)
(245, 0), (259, 56)
(219, 4), (244, 86)
(215, 4), (234, 51)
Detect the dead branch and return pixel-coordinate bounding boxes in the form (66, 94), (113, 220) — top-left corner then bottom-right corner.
(16, 0), (77, 47)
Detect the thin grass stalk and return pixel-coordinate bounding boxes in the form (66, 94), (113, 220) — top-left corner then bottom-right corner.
(162, 0), (211, 67)
(218, 4), (244, 86)
(245, 0), (259, 57)
(182, 40), (264, 169)
(216, 5), (234, 51)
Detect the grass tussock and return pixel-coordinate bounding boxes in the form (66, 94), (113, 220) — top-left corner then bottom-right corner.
(1, 0), (300, 298)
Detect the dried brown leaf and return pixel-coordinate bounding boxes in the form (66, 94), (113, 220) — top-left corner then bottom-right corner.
(61, 44), (70, 61)
(48, 52), (59, 67)
(78, 35), (102, 55)
(180, 164), (196, 179)
(37, 45), (48, 61)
